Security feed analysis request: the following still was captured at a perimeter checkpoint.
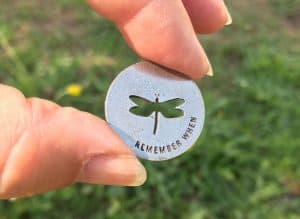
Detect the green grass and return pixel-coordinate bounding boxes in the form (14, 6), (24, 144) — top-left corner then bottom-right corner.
(0, 0), (300, 218)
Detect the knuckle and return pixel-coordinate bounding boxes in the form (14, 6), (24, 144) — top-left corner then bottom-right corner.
(0, 90), (31, 199)
(27, 98), (60, 122)
(59, 107), (82, 122)
(0, 85), (25, 100)
(61, 106), (79, 115)
(62, 107), (106, 129)
(59, 107), (91, 128)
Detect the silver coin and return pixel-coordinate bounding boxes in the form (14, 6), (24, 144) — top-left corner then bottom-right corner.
(105, 61), (205, 161)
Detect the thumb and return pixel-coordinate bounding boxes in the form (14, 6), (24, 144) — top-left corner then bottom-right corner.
(0, 85), (146, 199)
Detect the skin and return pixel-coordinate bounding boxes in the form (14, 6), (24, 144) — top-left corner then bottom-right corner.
(0, 0), (231, 199)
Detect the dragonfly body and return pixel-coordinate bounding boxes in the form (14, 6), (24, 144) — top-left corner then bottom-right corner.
(129, 95), (184, 135)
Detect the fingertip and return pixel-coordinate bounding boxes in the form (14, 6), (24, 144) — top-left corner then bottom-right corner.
(183, 0), (232, 34)
(128, 161), (147, 187)
(185, 52), (212, 80)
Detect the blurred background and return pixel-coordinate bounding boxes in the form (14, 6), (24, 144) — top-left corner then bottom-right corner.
(0, 0), (299, 218)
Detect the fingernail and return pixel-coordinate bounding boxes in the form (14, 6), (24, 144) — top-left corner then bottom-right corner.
(77, 155), (147, 186)
(206, 59), (214, 77)
(206, 66), (214, 77)
(224, 4), (232, 25)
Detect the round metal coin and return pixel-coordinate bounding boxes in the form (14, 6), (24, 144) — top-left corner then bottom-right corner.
(105, 61), (205, 161)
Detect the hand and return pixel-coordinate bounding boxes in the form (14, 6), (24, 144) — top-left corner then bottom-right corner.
(88, 0), (232, 79)
(0, 0), (231, 199)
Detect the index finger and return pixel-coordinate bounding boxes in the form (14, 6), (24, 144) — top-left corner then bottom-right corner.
(88, 0), (212, 79)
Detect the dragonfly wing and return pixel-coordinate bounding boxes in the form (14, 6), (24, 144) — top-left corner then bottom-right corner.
(129, 95), (155, 117)
(163, 98), (185, 108)
(129, 95), (153, 105)
(160, 108), (184, 118)
(130, 106), (154, 117)
(157, 98), (184, 118)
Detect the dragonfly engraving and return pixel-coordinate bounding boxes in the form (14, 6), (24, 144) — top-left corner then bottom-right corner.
(129, 95), (185, 135)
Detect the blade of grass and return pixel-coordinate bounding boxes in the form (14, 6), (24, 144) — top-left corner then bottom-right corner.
(0, 30), (37, 95)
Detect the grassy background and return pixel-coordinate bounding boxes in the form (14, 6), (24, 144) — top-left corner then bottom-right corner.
(0, 0), (300, 218)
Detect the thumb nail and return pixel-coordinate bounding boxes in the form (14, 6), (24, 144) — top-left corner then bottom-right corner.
(77, 154), (147, 186)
